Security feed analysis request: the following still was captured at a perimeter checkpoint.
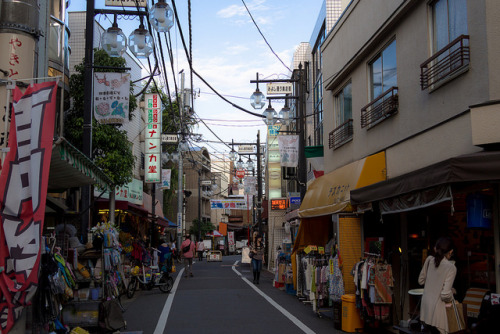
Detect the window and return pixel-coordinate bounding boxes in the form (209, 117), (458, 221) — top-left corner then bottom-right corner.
(370, 40), (397, 100)
(362, 40), (398, 128)
(432, 0), (467, 54)
(421, 0), (469, 89)
(330, 82), (353, 150)
(335, 82), (352, 127)
(312, 23), (326, 146)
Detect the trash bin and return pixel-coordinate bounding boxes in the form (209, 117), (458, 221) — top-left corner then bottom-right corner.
(333, 301), (342, 330)
(341, 294), (363, 333)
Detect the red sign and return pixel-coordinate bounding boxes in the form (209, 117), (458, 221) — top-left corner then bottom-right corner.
(235, 168), (246, 179)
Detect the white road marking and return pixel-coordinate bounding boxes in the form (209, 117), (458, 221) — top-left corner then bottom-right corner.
(153, 268), (184, 334)
(232, 261), (315, 334)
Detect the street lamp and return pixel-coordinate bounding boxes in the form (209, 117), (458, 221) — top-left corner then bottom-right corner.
(149, 0), (174, 32)
(279, 99), (291, 126)
(250, 73), (266, 109)
(101, 15), (127, 57)
(246, 157), (254, 171)
(229, 148), (238, 162)
(236, 157), (244, 170)
(178, 139), (190, 152)
(128, 22), (154, 58)
(262, 100), (277, 126)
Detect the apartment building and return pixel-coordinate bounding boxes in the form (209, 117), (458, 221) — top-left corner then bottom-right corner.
(315, 0), (500, 324)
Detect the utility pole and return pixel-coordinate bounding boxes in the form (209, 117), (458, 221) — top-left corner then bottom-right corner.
(82, 0), (95, 242)
(198, 169), (201, 241)
(176, 71), (185, 250)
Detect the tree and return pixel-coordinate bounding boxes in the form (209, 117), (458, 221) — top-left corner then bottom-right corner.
(189, 219), (215, 240)
(65, 49), (137, 186)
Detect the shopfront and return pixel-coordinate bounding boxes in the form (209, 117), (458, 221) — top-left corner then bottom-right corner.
(351, 151), (500, 328)
(290, 152), (386, 319)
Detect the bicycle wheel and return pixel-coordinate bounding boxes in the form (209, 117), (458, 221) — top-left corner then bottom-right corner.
(158, 275), (173, 293)
(127, 277), (138, 299)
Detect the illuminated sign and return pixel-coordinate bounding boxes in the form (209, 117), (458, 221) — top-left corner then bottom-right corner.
(271, 198), (289, 210)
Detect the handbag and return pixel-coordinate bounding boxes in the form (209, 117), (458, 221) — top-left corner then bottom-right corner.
(446, 298), (466, 333)
(249, 251), (255, 259)
(182, 241), (191, 253)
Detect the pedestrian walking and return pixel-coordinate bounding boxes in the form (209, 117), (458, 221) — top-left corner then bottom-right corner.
(181, 234), (196, 277)
(250, 234), (265, 284)
(196, 239), (205, 262)
(418, 237), (457, 334)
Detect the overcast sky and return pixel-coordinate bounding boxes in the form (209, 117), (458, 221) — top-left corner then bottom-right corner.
(69, 0), (324, 158)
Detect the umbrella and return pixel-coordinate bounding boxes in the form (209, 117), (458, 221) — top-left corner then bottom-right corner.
(206, 230), (223, 237)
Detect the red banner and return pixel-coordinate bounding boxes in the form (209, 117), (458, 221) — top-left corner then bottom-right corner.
(0, 81), (58, 332)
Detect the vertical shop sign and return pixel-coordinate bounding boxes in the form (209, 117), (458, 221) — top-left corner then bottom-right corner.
(0, 81), (58, 333)
(0, 33), (36, 159)
(144, 93), (162, 183)
(93, 72), (130, 124)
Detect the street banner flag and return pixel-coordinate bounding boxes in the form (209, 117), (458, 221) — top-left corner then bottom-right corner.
(160, 169), (171, 189)
(277, 135), (299, 167)
(0, 81), (58, 333)
(93, 72), (130, 124)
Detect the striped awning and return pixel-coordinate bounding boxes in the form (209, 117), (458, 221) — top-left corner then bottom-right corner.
(48, 138), (113, 192)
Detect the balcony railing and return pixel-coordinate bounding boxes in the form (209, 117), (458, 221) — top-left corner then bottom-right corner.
(361, 87), (398, 128)
(329, 119), (353, 150)
(420, 35), (470, 90)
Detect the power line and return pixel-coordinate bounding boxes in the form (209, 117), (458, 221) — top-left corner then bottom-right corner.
(241, 0), (292, 73)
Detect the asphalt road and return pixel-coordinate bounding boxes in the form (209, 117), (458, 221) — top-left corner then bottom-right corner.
(119, 255), (343, 334)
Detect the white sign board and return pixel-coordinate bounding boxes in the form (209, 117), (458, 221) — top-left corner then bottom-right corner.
(238, 145), (255, 154)
(161, 134), (178, 143)
(267, 82), (293, 95)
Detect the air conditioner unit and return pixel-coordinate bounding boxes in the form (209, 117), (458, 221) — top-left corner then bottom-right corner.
(139, 133), (145, 142)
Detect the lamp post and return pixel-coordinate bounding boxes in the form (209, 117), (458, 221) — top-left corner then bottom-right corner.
(82, 1), (175, 241)
(229, 131), (263, 234)
(249, 68), (307, 199)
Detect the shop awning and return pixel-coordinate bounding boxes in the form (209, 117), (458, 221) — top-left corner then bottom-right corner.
(298, 152), (386, 218)
(96, 199), (148, 215)
(350, 151), (500, 205)
(156, 216), (176, 228)
(48, 138), (113, 192)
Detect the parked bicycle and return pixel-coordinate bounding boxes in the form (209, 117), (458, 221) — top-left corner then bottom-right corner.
(126, 263), (173, 298)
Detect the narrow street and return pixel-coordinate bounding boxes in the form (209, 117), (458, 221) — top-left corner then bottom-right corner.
(121, 255), (340, 334)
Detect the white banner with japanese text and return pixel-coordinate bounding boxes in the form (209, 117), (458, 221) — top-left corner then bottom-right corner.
(93, 72), (130, 124)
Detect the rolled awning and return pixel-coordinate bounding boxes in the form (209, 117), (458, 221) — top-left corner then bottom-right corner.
(298, 152), (386, 218)
(351, 151), (500, 205)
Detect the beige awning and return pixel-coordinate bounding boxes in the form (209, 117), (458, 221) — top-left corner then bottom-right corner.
(298, 152), (386, 218)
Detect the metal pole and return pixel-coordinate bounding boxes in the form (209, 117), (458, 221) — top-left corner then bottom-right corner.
(198, 170), (201, 241)
(151, 183), (155, 247)
(297, 64), (307, 200)
(256, 130), (262, 234)
(82, 0), (95, 242)
(176, 71), (185, 250)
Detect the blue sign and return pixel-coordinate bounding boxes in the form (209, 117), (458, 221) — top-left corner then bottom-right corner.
(290, 197), (301, 205)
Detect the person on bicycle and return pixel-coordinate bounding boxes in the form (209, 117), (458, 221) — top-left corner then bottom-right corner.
(181, 234), (196, 277)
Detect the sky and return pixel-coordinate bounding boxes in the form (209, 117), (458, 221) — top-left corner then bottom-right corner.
(68, 0), (324, 159)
